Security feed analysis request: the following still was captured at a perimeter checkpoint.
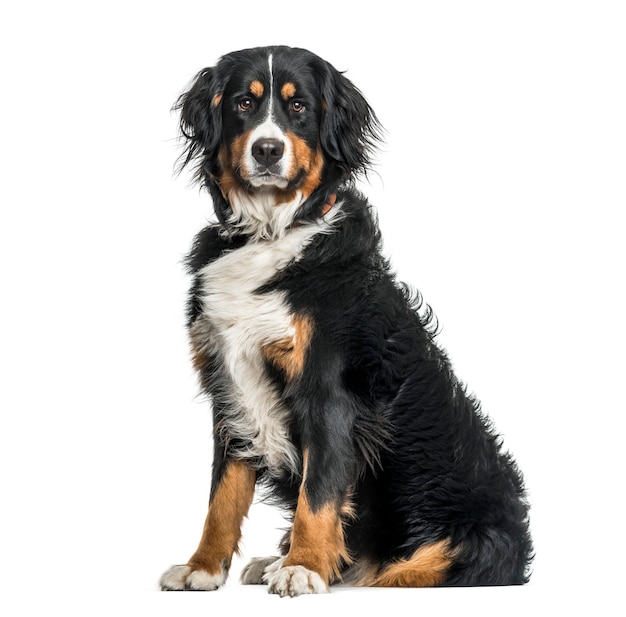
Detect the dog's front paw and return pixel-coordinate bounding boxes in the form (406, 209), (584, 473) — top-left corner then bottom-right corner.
(265, 565), (328, 597)
(159, 564), (227, 591)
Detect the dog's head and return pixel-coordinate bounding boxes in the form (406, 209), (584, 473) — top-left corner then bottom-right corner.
(175, 46), (381, 237)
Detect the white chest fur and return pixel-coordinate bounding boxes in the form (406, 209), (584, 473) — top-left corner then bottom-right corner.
(191, 221), (329, 472)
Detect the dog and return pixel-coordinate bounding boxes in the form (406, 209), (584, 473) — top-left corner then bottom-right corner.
(159, 45), (533, 596)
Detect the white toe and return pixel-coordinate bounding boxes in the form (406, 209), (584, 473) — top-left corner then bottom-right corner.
(266, 565), (328, 597)
(159, 564), (226, 591)
(159, 565), (191, 590)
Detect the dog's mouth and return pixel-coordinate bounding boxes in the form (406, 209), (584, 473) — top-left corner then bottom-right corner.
(248, 169), (290, 189)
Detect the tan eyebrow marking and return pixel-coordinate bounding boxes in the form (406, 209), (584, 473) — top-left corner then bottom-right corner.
(281, 82), (296, 100)
(249, 80), (264, 97)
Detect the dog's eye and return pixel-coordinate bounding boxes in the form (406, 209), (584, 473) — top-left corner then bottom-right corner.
(238, 97), (254, 112)
(290, 100), (305, 113)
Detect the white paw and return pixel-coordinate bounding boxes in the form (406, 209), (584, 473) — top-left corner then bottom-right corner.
(265, 565), (328, 597)
(240, 556), (281, 584)
(159, 564), (227, 591)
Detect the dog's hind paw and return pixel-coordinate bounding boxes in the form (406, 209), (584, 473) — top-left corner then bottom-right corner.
(240, 556), (282, 584)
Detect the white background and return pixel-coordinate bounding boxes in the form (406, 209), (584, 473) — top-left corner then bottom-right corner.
(1, 1), (624, 615)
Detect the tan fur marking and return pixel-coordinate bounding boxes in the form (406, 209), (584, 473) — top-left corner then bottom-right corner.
(262, 314), (313, 381)
(249, 80), (264, 98)
(321, 193), (337, 216)
(215, 128), (324, 205)
(190, 340), (208, 373)
(212, 93), (223, 107)
(270, 188), (299, 204)
(282, 451), (351, 584)
(281, 82), (296, 100)
(298, 147), (324, 197)
(285, 131), (325, 197)
(372, 539), (455, 587)
(187, 461), (256, 575)
(217, 132), (250, 196)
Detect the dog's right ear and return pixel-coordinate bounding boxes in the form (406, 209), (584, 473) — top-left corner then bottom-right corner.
(174, 67), (224, 184)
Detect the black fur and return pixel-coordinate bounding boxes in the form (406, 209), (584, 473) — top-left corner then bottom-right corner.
(168, 45), (533, 590)
(175, 46), (381, 228)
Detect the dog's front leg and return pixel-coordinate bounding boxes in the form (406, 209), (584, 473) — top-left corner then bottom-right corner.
(160, 458), (256, 590)
(266, 448), (352, 597)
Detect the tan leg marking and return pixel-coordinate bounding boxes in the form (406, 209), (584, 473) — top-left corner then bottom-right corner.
(372, 539), (455, 587)
(187, 460), (256, 575)
(282, 451), (351, 585)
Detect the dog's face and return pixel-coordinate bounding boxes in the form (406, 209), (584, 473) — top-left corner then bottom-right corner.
(176, 46), (381, 231)
(217, 49), (325, 199)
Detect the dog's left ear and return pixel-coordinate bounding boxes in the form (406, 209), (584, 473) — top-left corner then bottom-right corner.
(317, 61), (383, 181)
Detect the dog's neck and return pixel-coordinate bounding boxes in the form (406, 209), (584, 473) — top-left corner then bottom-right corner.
(223, 188), (337, 241)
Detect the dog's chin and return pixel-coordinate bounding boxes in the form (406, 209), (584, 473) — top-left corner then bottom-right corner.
(248, 174), (290, 190)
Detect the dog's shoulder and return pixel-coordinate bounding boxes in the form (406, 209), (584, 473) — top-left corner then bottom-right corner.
(185, 224), (249, 274)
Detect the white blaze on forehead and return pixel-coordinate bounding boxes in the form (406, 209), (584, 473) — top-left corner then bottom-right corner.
(250, 52), (282, 140)
(268, 53), (274, 117)
(243, 51), (292, 182)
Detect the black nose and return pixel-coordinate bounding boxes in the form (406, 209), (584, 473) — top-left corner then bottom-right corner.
(252, 138), (284, 167)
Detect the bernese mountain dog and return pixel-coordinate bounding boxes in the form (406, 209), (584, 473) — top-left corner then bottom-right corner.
(159, 45), (533, 596)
